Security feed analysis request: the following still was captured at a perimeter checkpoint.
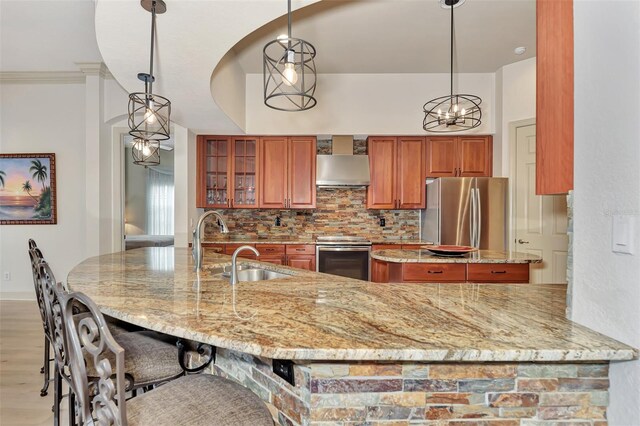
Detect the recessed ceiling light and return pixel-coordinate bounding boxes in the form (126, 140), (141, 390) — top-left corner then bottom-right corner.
(439, 0), (466, 9)
(514, 46), (527, 55)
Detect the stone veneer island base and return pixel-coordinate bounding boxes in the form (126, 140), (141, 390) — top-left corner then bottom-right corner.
(214, 349), (611, 425)
(67, 248), (636, 426)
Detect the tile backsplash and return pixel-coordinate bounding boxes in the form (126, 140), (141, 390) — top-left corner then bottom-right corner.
(204, 188), (420, 241)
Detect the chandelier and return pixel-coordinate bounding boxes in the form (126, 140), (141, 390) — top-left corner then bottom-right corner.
(128, 0), (171, 159)
(423, 0), (481, 132)
(263, 0), (317, 111)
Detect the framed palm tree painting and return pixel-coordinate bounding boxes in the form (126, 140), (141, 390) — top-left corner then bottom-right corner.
(0, 153), (57, 224)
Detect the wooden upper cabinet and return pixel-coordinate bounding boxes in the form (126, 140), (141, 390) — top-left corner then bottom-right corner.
(425, 137), (457, 177)
(259, 137), (288, 209)
(458, 136), (492, 177)
(288, 137), (316, 209)
(536, 0), (573, 195)
(367, 137), (397, 209)
(259, 136), (316, 209)
(197, 136), (232, 208)
(367, 137), (425, 210)
(426, 136), (492, 178)
(397, 137), (426, 209)
(231, 137), (259, 208)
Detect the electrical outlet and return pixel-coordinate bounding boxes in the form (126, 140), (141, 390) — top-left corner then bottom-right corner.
(3, 272), (10, 281)
(273, 359), (295, 386)
(275, 216), (282, 227)
(379, 217), (386, 227)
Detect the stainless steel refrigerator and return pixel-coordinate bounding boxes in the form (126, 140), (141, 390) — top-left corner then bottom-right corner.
(421, 177), (508, 250)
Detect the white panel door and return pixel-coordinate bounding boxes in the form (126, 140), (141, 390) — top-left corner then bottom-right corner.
(514, 123), (569, 284)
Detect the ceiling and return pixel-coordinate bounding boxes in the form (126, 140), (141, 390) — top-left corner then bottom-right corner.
(232, 0), (535, 74)
(3, 1), (535, 133)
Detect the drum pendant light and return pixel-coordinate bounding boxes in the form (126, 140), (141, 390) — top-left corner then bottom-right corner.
(423, 0), (481, 132)
(128, 0), (171, 167)
(263, 0), (317, 111)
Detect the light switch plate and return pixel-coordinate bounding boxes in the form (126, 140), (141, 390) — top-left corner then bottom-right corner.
(612, 215), (635, 255)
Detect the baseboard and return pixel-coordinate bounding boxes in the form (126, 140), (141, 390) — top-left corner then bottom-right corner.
(0, 291), (35, 301)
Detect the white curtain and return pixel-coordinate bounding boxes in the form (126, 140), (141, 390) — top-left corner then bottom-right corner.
(147, 168), (174, 235)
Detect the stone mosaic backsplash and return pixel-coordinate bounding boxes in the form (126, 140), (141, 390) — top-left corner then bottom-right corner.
(204, 187), (420, 241)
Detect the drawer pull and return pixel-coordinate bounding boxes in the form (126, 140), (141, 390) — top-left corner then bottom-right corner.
(491, 270), (507, 274)
(427, 270), (444, 274)
(295, 248), (305, 252)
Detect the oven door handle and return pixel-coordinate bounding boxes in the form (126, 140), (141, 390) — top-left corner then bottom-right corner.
(317, 247), (372, 252)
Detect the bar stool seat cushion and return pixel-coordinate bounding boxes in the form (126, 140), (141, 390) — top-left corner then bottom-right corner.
(86, 331), (183, 388)
(127, 374), (274, 426)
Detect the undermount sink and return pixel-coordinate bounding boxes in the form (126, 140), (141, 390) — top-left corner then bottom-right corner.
(209, 264), (294, 282)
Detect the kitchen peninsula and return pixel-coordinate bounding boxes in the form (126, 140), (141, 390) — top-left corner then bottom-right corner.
(68, 247), (636, 425)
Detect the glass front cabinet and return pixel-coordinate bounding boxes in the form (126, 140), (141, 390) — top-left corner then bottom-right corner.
(197, 136), (259, 209)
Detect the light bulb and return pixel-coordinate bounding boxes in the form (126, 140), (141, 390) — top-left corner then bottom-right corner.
(282, 62), (298, 86)
(144, 108), (156, 124)
(445, 112), (450, 120)
(142, 143), (151, 157)
(453, 103), (459, 113)
(437, 108), (442, 118)
(461, 108), (466, 116)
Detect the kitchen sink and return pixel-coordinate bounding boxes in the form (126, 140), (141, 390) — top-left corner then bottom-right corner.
(208, 264), (294, 282)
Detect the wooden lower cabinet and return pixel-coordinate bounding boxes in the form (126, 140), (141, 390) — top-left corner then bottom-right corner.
(286, 255), (316, 271)
(260, 256), (286, 265)
(224, 243), (257, 259)
(399, 264), (466, 283)
(204, 242), (316, 270)
(376, 261), (530, 284)
(466, 264), (529, 283)
(371, 259), (390, 283)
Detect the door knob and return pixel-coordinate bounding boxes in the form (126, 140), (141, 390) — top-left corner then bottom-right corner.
(518, 239), (530, 244)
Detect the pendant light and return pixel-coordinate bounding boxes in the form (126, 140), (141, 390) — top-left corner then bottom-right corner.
(423, 0), (481, 132)
(128, 0), (171, 161)
(263, 0), (317, 111)
(132, 138), (161, 166)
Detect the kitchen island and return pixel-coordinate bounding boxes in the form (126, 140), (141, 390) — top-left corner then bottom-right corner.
(68, 247), (635, 425)
(371, 249), (542, 284)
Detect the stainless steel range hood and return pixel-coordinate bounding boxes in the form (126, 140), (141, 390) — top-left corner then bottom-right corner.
(316, 136), (370, 187)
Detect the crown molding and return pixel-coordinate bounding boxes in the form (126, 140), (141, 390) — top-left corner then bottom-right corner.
(76, 62), (113, 79)
(0, 71), (86, 84)
(0, 62), (113, 84)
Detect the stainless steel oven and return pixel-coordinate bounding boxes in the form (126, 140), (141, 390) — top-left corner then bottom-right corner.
(316, 236), (372, 281)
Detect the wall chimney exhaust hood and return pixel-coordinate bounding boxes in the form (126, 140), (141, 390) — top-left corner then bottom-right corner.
(316, 136), (370, 187)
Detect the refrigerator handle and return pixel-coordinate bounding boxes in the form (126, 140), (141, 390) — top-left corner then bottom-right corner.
(469, 190), (476, 247)
(475, 188), (482, 249)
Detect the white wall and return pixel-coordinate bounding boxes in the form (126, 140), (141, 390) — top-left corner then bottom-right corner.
(496, 57), (536, 176)
(245, 73), (495, 135)
(573, 0), (640, 423)
(0, 83), (87, 299)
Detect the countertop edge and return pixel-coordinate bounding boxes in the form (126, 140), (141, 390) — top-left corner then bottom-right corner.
(98, 305), (637, 363)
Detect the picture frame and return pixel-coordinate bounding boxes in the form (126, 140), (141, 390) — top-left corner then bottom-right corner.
(0, 153), (57, 225)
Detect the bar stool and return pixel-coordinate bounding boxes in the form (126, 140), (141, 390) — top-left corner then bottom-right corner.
(27, 240), (131, 397)
(54, 283), (274, 425)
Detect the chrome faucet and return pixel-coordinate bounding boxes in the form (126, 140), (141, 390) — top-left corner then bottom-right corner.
(193, 210), (229, 271)
(230, 245), (259, 285)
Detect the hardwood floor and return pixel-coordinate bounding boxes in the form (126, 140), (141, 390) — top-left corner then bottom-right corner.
(0, 300), (68, 426)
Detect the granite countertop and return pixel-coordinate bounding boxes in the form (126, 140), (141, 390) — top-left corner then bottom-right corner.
(371, 249), (542, 264)
(67, 247), (636, 362)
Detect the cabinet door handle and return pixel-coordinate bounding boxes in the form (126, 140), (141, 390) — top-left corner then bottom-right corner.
(427, 270), (444, 274)
(491, 270), (507, 274)
(518, 239), (530, 244)
(212, 248), (222, 253)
